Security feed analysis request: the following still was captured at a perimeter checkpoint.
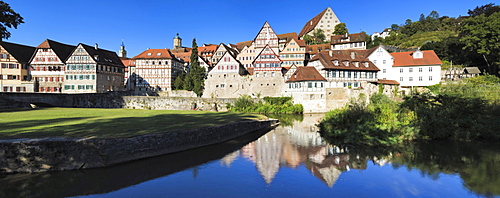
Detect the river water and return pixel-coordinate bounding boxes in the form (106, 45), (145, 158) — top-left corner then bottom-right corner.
(0, 114), (499, 198)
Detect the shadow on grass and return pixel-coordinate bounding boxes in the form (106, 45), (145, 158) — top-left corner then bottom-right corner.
(0, 111), (264, 139)
(0, 126), (275, 198)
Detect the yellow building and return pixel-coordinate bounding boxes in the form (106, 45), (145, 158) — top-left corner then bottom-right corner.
(0, 41), (36, 92)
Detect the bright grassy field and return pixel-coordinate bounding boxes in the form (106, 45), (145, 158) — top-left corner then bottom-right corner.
(0, 108), (267, 139)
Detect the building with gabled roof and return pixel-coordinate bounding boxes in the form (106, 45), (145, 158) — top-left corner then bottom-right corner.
(390, 49), (442, 87)
(0, 41), (36, 92)
(280, 37), (306, 68)
(278, 32), (298, 51)
(30, 39), (76, 93)
(64, 43), (125, 93)
(132, 48), (184, 94)
(253, 21), (279, 52)
(299, 7), (341, 41)
(204, 51), (248, 98)
(330, 32), (367, 50)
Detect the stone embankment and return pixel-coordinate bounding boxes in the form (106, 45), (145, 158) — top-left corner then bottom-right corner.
(0, 119), (278, 173)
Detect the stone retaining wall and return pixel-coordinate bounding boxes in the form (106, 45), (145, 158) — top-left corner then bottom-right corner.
(0, 119), (278, 173)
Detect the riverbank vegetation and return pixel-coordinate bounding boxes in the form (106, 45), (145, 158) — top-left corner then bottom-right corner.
(319, 75), (500, 146)
(227, 95), (303, 114)
(0, 108), (266, 139)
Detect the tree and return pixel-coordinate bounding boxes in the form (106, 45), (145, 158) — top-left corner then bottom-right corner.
(312, 29), (326, 44)
(182, 38), (205, 96)
(333, 23), (348, 35)
(0, 1), (23, 40)
(468, 3), (500, 17)
(460, 12), (500, 75)
(173, 69), (186, 90)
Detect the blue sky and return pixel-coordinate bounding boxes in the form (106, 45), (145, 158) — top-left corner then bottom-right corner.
(6, 0), (498, 57)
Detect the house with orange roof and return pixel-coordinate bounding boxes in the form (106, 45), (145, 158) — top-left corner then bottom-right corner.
(0, 41), (36, 92)
(299, 7), (341, 41)
(132, 48), (183, 94)
(390, 49), (442, 87)
(330, 32), (367, 50)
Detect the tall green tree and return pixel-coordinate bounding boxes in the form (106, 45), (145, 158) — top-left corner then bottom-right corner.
(333, 23), (348, 35)
(460, 11), (500, 75)
(183, 38), (205, 96)
(0, 1), (23, 40)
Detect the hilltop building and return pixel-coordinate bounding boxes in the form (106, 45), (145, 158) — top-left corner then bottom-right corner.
(299, 7), (341, 41)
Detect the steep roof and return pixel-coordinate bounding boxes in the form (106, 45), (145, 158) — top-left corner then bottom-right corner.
(310, 51), (380, 71)
(79, 43), (125, 68)
(0, 41), (36, 63)
(36, 39), (75, 62)
(306, 44), (330, 54)
(236, 40), (253, 51)
(331, 32), (367, 44)
(286, 66), (326, 82)
(278, 32), (298, 43)
(133, 48), (175, 60)
(391, 50), (442, 67)
(171, 51), (191, 63)
(299, 8), (328, 37)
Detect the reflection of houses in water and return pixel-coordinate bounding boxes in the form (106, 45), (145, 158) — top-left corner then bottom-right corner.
(254, 132), (283, 184)
(308, 154), (349, 188)
(220, 150), (240, 167)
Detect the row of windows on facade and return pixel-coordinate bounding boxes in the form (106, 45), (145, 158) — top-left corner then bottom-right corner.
(332, 60), (369, 67)
(332, 42), (365, 49)
(32, 66), (63, 71)
(64, 85), (94, 90)
(400, 76), (433, 81)
(34, 57), (60, 62)
(34, 77), (63, 82)
(325, 70), (377, 79)
(288, 82), (325, 89)
(254, 63), (281, 68)
(281, 54), (305, 58)
(399, 67), (433, 73)
(0, 75), (28, 80)
(0, 54), (10, 59)
(141, 60), (170, 66)
(1, 63), (19, 69)
(2, 86), (27, 92)
(66, 75), (96, 80)
(282, 61), (304, 65)
(39, 87), (62, 92)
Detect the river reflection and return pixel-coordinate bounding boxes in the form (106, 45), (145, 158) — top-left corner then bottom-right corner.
(1, 114), (499, 198)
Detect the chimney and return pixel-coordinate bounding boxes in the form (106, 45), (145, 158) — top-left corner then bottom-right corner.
(350, 52), (355, 59)
(94, 43), (98, 50)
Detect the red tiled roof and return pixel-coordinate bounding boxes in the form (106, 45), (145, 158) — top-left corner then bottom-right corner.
(120, 58), (135, 67)
(299, 8), (328, 37)
(278, 32), (298, 43)
(286, 66), (326, 82)
(377, 79), (400, 85)
(133, 49), (174, 59)
(172, 51), (191, 62)
(236, 40), (253, 51)
(295, 38), (306, 47)
(391, 50), (442, 67)
(310, 51), (380, 71)
(306, 44), (330, 54)
(330, 32), (367, 44)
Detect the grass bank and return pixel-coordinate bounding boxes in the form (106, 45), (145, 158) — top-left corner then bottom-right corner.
(0, 108), (267, 139)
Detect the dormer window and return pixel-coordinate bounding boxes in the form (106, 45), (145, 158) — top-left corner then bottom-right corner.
(147, 53), (152, 56)
(412, 50), (423, 59)
(364, 62), (369, 67)
(354, 62), (359, 67)
(333, 60), (339, 66)
(343, 61), (349, 66)
(157, 53), (162, 56)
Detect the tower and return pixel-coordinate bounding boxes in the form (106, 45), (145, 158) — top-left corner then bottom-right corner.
(118, 40), (127, 58)
(173, 33), (182, 49)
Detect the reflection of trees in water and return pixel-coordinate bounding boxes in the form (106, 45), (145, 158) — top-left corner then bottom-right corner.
(324, 140), (500, 197)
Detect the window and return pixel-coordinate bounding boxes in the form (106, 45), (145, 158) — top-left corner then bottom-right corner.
(409, 68), (413, 73)
(419, 76), (423, 81)
(383, 60), (386, 64)
(429, 76), (433, 81)
(308, 82), (312, 88)
(400, 77), (403, 81)
(419, 68), (423, 72)
(383, 69), (386, 73)
(147, 53), (152, 56)
(409, 77), (413, 81)
(429, 67), (433, 72)
(400, 68), (404, 73)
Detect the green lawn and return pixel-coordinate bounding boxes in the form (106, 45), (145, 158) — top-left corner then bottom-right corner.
(0, 108), (267, 139)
